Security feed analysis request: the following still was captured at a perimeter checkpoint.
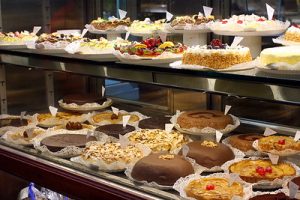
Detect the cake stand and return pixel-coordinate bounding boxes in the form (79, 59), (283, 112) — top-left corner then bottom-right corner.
(85, 24), (126, 40)
(212, 28), (289, 58)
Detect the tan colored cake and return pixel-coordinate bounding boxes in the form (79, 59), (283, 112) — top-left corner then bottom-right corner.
(228, 133), (264, 152)
(260, 46), (300, 66)
(182, 39), (252, 69)
(284, 25), (300, 42)
(229, 159), (296, 183)
(177, 110), (233, 130)
(258, 135), (300, 152)
(185, 177), (244, 200)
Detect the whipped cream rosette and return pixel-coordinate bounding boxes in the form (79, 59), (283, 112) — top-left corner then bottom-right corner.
(210, 14), (289, 34)
(0, 30), (38, 45)
(125, 153), (203, 190)
(222, 157), (300, 189)
(71, 141), (151, 172)
(33, 128), (96, 158)
(2, 126), (45, 146)
(88, 110), (147, 126)
(252, 135), (300, 156)
(173, 173), (252, 200)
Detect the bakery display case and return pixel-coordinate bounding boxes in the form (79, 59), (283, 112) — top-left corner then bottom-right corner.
(0, 1), (300, 200)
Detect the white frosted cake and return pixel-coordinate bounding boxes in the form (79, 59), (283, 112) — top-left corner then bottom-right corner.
(260, 46), (300, 66)
(210, 14), (287, 32)
(182, 39), (252, 69)
(284, 25), (300, 43)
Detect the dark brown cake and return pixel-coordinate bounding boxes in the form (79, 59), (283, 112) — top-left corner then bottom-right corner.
(228, 133), (263, 152)
(95, 124), (135, 138)
(62, 94), (106, 105)
(0, 118), (28, 127)
(138, 116), (171, 129)
(249, 192), (297, 200)
(131, 153), (194, 186)
(179, 140), (235, 168)
(41, 134), (96, 152)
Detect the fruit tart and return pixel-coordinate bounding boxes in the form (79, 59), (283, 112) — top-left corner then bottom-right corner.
(228, 159), (296, 183)
(256, 135), (300, 156)
(114, 37), (186, 58)
(37, 112), (86, 127)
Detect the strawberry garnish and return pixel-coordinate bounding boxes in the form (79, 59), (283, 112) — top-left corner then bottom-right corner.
(211, 39), (222, 47)
(257, 18), (265, 22)
(221, 20), (228, 24)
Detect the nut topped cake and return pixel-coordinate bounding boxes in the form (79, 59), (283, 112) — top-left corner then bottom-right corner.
(182, 39), (252, 69)
(170, 14), (214, 28)
(128, 129), (188, 152)
(284, 25), (300, 43)
(90, 17), (131, 30)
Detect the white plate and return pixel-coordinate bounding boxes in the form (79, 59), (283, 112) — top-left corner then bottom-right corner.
(58, 98), (112, 112)
(170, 60), (256, 72)
(212, 28), (288, 37)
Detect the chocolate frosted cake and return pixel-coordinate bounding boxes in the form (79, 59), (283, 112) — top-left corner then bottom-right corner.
(95, 124), (135, 138)
(131, 153), (194, 186)
(62, 94), (106, 105)
(180, 140), (235, 168)
(41, 134), (96, 152)
(249, 192), (297, 200)
(138, 116), (171, 129)
(0, 118), (28, 127)
(228, 133), (263, 152)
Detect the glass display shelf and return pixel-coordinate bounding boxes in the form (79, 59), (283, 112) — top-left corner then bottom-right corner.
(0, 48), (300, 105)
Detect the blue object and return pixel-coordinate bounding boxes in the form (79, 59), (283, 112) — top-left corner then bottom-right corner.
(28, 182), (36, 200)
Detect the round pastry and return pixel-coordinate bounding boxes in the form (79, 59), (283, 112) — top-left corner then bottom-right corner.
(249, 192), (297, 200)
(37, 112), (84, 127)
(0, 117), (28, 127)
(184, 177), (244, 200)
(128, 129), (188, 152)
(138, 116), (171, 129)
(62, 94), (106, 105)
(229, 159), (296, 183)
(257, 135), (300, 152)
(4, 128), (45, 146)
(41, 134), (97, 152)
(131, 153), (194, 186)
(95, 124), (135, 138)
(182, 39), (252, 69)
(177, 109), (233, 130)
(228, 133), (263, 152)
(91, 112), (140, 124)
(179, 140), (235, 168)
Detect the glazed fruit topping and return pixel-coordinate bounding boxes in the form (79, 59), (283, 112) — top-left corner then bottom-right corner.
(278, 139), (285, 145)
(257, 18), (265, 22)
(256, 166), (273, 176)
(206, 184), (215, 190)
(111, 113), (119, 120)
(66, 121), (83, 130)
(265, 166), (273, 173)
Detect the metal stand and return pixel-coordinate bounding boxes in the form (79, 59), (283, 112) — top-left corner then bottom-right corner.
(0, 64), (7, 114)
(45, 71), (54, 106)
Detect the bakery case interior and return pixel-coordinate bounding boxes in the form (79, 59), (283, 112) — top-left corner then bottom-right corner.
(0, 0), (300, 200)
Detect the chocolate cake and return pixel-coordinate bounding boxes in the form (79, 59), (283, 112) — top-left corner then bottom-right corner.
(131, 153), (194, 186)
(62, 94), (106, 105)
(0, 118), (28, 127)
(41, 134), (96, 152)
(179, 140), (235, 168)
(95, 124), (135, 138)
(228, 133), (263, 152)
(138, 116), (171, 129)
(249, 192), (297, 200)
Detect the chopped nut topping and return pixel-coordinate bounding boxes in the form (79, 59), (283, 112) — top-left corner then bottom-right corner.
(201, 140), (218, 148)
(158, 154), (175, 160)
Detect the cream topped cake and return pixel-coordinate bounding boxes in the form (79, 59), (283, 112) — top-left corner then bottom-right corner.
(128, 18), (165, 34)
(211, 14), (287, 32)
(0, 31), (38, 44)
(170, 14), (214, 28)
(182, 39), (252, 69)
(284, 25), (300, 42)
(260, 46), (300, 66)
(35, 32), (82, 49)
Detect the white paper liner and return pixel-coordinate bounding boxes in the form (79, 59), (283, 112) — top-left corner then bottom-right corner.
(71, 141), (151, 172)
(170, 59), (257, 72)
(124, 129), (191, 154)
(2, 126), (45, 146)
(221, 157), (300, 189)
(173, 173), (253, 200)
(37, 113), (89, 128)
(125, 157), (204, 190)
(88, 110), (147, 126)
(249, 189), (290, 199)
(32, 129), (94, 158)
(222, 136), (266, 157)
(171, 111), (240, 136)
(282, 177), (300, 199)
(113, 50), (182, 60)
(58, 98), (112, 112)
(252, 139), (300, 156)
(86, 24), (128, 34)
(273, 36), (300, 46)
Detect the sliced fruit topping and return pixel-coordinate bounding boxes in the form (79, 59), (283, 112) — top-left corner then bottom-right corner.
(134, 43), (147, 49)
(158, 41), (174, 49)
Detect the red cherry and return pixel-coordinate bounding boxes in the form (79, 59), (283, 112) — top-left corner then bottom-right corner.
(257, 18), (265, 22)
(256, 166), (266, 176)
(206, 184), (215, 190)
(211, 39), (223, 47)
(221, 20), (228, 24)
(237, 20), (243, 24)
(278, 139), (285, 145)
(265, 166), (272, 173)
